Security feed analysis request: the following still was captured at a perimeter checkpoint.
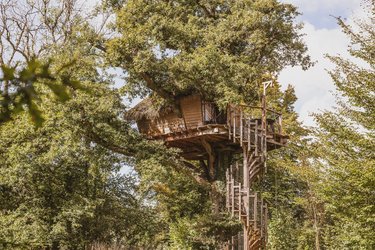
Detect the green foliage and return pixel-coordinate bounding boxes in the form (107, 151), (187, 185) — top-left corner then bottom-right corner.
(0, 4), (167, 248)
(2, 0), (373, 249)
(0, 59), (84, 126)
(107, 0), (312, 107)
(0, 80), (163, 249)
(136, 150), (242, 248)
(254, 82), (321, 249)
(312, 4), (375, 247)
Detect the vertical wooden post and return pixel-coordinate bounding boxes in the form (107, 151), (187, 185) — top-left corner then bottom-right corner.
(238, 182), (242, 220)
(243, 224), (248, 250)
(247, 119), (251, 152)
(260, 124), (264, 156)
(254, 192), (258, 230)
(231, 177), (235, 215)
(243, 148), (248, 188)
(261, 197), (264, 239)
(226, 169), (229, 210)
(246, 189), (250, 227)
(243, 144), (250, 250)
(265, 203), (268, 250)
(255, 120), (258, 156)
(228, 107), (231, 140)
(240, 109), (243, 146)
(233, 109), (236, 143)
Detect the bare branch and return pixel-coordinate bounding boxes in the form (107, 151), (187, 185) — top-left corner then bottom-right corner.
(0, 0), (97, 67)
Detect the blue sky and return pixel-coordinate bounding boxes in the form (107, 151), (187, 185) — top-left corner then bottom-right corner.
(283, 0), (360, 29)
(279, 0), (363, 126)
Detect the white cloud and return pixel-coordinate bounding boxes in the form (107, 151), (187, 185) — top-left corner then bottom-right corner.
(282, 0), (359, 14)
(279, 23), (348, 126)
(278, 2), (368, 126)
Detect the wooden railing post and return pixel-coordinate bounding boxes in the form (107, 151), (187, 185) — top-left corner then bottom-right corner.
(247, 118), (251, 151)
(238, 182), (242, 220)
(228, 105), (232, 140)
(255, 120), (258, 156)
(254, 192), (258, 230)
(233, 109), (236, 143)
(240, 109), (243, 146)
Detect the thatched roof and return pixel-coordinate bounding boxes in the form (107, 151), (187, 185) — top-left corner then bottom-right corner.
(125, 98), (175, 121)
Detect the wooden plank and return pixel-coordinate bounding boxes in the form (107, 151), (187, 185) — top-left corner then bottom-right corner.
(255, 120), (258, 156)
(238, 182), (242, 220)
(226, 169), (229, 210)
(247, 118), (251, 151)
(246, 188), (250, 227)
(228, 108), (232, 140)
(260, 198), (264, 238)
(254, 192), (258, 229)
(231, 178), (235, 215)
(180, 95), (203, 129)
(240, 109), (243, 146)
(233, 110), (236, 143)
(201, 138), (215, 179)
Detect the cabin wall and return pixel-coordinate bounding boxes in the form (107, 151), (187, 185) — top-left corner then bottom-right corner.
(180, 95), (203, 129)
(157, 113), (185, 134)
(137, 118), (161, 135)
(137, 113), (185, 136)
(137, 95), (227, 136)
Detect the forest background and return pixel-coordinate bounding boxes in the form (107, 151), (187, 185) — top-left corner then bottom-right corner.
(0, 0), (374, 249)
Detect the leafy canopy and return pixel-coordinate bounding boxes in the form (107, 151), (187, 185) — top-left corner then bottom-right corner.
(107, 0), (312, 107)
(312, 1), (375, 248)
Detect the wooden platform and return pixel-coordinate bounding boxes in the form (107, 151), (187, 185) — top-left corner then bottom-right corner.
(148, 124), (288, 160)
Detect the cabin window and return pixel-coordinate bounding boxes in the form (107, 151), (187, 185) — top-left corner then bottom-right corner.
(202, 101), (226, 124)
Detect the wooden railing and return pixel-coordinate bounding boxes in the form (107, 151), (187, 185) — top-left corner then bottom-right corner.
(227, 104), (283, 138)
(225, 104), (279, 249)
(226, 163), (268, 250)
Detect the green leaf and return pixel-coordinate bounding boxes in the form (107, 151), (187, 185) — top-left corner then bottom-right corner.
(1, 65), (16, 81)
(44, 82), (71, 102)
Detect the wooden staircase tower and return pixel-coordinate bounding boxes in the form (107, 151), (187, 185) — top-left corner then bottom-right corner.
(225, 104), (276, 250)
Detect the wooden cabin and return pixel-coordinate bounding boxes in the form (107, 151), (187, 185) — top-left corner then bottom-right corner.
(128, 95), (226, 136)
(126, 94), (287, 160)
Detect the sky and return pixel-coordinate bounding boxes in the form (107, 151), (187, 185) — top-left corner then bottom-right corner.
(278, 0), (364, 126)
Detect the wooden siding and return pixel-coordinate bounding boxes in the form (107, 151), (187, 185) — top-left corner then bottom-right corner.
(137, 118), (161, 135)
(180, 95), (203, 129)
(137, 113), (185, 136)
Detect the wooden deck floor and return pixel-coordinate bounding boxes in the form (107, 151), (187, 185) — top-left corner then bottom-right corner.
(148, 124), (287, 160)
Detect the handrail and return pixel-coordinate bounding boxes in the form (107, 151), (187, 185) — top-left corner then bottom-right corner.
(229, 104), (282, 116)
(227, 104), (283, 135)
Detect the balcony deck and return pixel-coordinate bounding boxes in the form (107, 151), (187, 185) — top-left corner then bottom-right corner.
(149, 124), (288, 160)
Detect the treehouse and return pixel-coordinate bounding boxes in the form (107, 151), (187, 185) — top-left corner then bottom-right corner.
(127, 94), (288, 161)
(127, 93), (288, 250)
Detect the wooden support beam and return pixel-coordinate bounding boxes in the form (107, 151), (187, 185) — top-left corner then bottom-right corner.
(231, 179), (235, 215)
(240, 109), (243, 146)
(201, 138), (216, 180)
(228, 108), (232, 140)
(255, 120), (258, 156)
(238, 182), (242, 220)
(254, 192), (258, 230)
(233, 110), (236, 143)
(247, 118), (251, 151)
